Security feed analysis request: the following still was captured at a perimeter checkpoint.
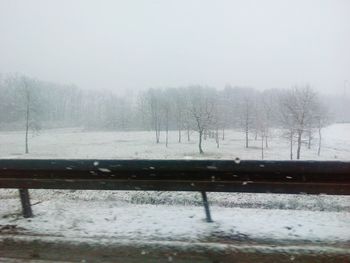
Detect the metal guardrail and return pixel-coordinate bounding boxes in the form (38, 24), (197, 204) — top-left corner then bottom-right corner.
(1, 159), (350, 221)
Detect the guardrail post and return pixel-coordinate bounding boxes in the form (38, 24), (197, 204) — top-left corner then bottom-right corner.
(201, 191), (213, 223)
(19, 189), (33, 218)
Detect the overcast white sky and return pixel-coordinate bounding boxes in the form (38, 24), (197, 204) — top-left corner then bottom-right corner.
(0, 0), (349, 95)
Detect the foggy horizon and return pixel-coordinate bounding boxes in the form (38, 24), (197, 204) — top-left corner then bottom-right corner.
(1, 0), (349, 95)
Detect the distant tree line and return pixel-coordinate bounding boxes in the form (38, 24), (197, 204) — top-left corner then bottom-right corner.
(0, 74), (136, 131)
(0, 73), (342, 158)
(139, 85), (330, 158)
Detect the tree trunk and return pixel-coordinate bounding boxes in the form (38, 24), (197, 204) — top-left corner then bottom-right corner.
(165, 127), (168, 148)
(187, 125), (190, 141)
(318, 127), (322, 156)
(290, 130), (293, 160)
(245, 126), (249, 148)
(215, 128), (219, 148)
(165, 130), (168, 147)
(308, 130), (312, 149)
(165, 110), (169, 147)
(155, 119), (160, 144)
(25, 93), (30, 154)
(261, 135), (264, 160)
(199, 130), (204, 154)
(157, 121), (161, 143)
(155, 129), (160, 143)
(296, 130), (302, 160)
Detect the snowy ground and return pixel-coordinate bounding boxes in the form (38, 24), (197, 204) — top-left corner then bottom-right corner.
(1, 190), (350, 244)
(1, 188), (350, 248)
(0, 124), (350, 250)
(1, 123), (350, 160)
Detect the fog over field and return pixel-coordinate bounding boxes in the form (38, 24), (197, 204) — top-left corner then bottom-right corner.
(0, 0), (349, 94)
(1, 77), (349, 159)
(0, 1), (349, 161)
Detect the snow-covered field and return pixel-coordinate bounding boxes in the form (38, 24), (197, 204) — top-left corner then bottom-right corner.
(1, 123), (350, 160)
(0, 123), (350, 248)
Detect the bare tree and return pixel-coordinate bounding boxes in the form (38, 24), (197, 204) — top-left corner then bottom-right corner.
(165, 106), (169, 147)
(184, 114), (192, 142)
(161, 92), (171, 148)
(280, 86), (318, 159)
(213, 114), (220, 149)
(187, 87), (216, 154)
(313, 102), (330, 156)
(213, 93), (230, 147)
(144, 89), (162, 143)
(172, 88), (185, 143)
(279, 91), (296, 160)
(24, 79), (30, 154)
(260, 90), (277, 148)
(306, 128), (313, 149)
(19, 77), (41, 154)
(239, 96), (255, 148)
(256, 100), (269, 159)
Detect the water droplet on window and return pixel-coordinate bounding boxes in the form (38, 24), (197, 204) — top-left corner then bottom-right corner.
(98, 168), (111, 173)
